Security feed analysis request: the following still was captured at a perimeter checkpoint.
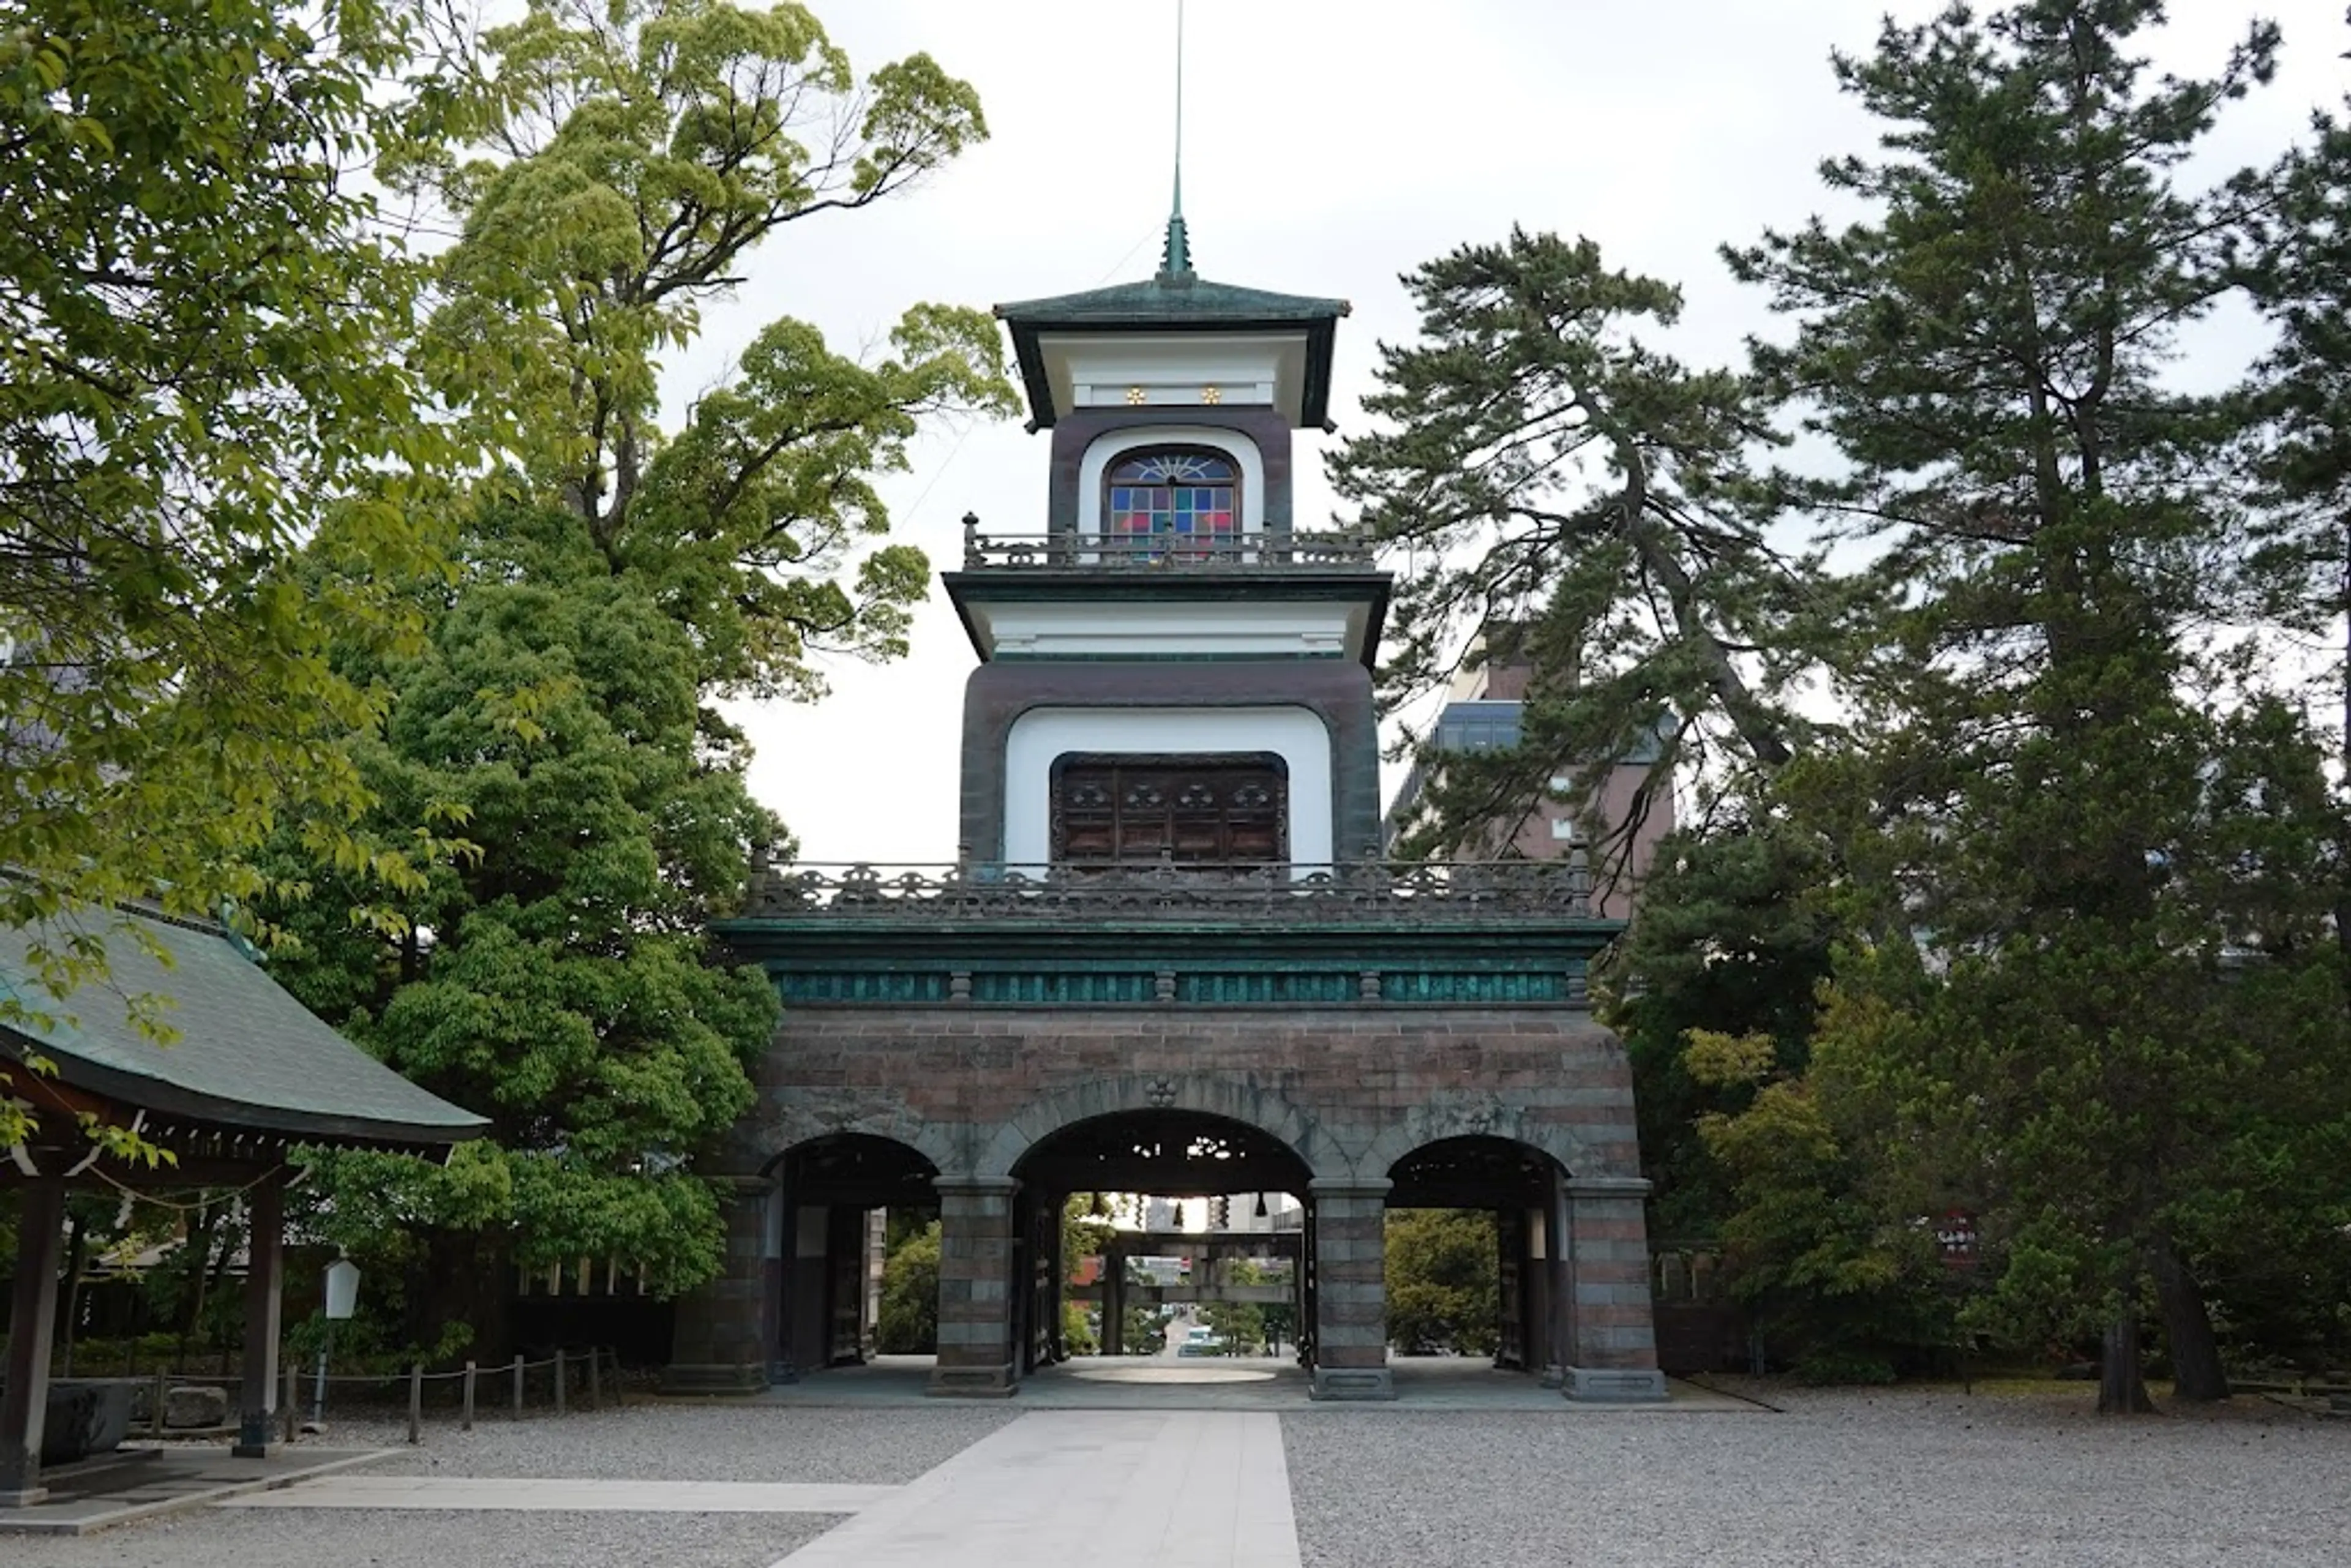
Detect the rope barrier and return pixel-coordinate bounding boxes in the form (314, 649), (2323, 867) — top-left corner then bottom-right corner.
(310, 1351), (576, 1383)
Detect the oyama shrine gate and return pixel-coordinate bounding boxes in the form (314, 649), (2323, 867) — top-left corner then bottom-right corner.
(664, 212), (1668, 1403)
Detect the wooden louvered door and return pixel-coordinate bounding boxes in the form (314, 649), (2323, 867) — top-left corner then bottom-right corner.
(1051, 753), (1287, 865)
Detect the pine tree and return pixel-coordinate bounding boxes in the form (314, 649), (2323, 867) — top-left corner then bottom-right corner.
(1727, 0), (2287, 1411)
(1329, 231), (1822, 872)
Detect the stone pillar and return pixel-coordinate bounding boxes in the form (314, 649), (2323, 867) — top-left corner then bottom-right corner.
(1523, 1203), (1554, 1383)
(1540, 1174), (1571, 1389)
(1101, 1241), (1124, 1357)
(233, 1173), (285, 1456)
(763, 1181), (790, 1384)
(1308, 1178), (1393, 1400)
(0, 1179), (66, 1506)
(1561, 1176), (1668, 1403)
(663, 1175), (773, 1393)
(929, 1176), (1018, 1397)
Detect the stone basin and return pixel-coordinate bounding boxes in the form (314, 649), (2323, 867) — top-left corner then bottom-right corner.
(0, 1378), (138, 1465)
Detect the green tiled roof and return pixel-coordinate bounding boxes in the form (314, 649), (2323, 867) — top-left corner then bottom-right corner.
(994, 274), (1351, 329)
(0, 903), (487, 1148)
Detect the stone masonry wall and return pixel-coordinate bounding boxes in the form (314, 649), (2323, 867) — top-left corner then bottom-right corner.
(721, 1008), (1643, 1187)
(673, 1005), (1664, 1401)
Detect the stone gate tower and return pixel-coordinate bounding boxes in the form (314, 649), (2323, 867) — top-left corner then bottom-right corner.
(666, 216), (1668, 1403)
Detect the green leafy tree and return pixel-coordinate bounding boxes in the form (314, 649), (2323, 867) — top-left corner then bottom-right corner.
(1727, 0), (2291, 1411)
(261, 0), (1013, 1350)
(1120, 1302), (1166, 1357)
(274, 502), (780, 1343)
(1384, 1209), (1499, 1357)
(877, 1218), (940, 1354)
(0, 0), (465, 1138)
(1600, 817), (1841, 1240)
(395, 0), (1018, 700)
(1687, 1020), (1950, 1382)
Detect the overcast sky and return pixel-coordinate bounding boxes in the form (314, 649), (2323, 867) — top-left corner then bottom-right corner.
(682, 0), (2351, 865)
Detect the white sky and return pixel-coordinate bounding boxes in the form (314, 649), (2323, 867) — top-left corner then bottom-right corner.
(688, 0), (2351, 865)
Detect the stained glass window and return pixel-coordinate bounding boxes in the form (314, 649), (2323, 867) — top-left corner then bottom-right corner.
(1105, 449), (1239, 555)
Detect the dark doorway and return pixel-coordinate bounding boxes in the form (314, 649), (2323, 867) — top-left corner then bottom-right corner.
(773, 1135), (939, 1379)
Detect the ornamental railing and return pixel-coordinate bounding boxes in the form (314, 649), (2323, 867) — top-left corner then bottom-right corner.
(739, 858), (1596, 920)
(958, 514), (1375, 571)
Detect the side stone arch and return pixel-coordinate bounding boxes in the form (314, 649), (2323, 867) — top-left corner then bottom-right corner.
(972, 1071), (1344, 1181)
(1356, 1094), (1611, 1186)
(731, 1088), (961, 1180)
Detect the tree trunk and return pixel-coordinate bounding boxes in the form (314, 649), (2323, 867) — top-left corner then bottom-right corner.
(2153, 1244), (2230, 1401)
(2097, 1312), (2156, 1414)
(174, 1201), (220, 1371)
(200, 1206), (238, 1370)
(54, 1216), (88, 1376)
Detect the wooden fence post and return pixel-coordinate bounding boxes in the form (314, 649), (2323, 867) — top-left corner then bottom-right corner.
(553, 1348), (566, 1416)
(149, 1370), (167, 1438)
(407, 1363), (423, 1444)
(512, 1353), (525, 1417)
(462, 1361), (476, 1431)
(282, 1359), (299, 1444)
(587, 1346), (601, 1411)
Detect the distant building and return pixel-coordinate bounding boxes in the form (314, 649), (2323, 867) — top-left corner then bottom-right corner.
(1384, 640), (1673, 921)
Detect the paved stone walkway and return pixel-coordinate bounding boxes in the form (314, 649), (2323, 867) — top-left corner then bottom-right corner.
(222, 1476), (897, 1514)
(768, 1411), (1300, 1567)
(204, 1409), (1303, 1565)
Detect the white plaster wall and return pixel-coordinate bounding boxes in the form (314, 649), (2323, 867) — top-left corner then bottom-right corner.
(1042, 332), (1310, 424)
(1002, 706), (1334, 870)
(985, 600), (1351, 659)
(1076, 426), (1265, 539)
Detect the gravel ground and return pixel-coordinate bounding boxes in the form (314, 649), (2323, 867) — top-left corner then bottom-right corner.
(338, 1401), (1019, 1482)
(10, 1402), (1019, 1568)
(1281, 1384), (2351, 1568)
(12, 1507), (836, 1568)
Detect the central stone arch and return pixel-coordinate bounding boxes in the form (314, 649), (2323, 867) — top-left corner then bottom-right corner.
(974, 1071), (1343, 1182)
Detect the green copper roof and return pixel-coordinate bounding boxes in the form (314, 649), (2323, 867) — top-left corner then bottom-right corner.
(994, 255), (1351, 429)
(994, 272), (1350, 330)
(0, 902), (488, 1149)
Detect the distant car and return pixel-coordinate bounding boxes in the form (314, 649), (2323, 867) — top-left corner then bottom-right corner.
(1177, 1327), (1228, 1357)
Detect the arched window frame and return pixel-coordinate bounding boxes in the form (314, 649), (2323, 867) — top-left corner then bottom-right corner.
(1101, 445), (1243, 557)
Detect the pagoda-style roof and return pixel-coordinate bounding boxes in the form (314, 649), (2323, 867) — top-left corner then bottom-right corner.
(996, 268), (1351, 429)
(0, 902), (487, 1153)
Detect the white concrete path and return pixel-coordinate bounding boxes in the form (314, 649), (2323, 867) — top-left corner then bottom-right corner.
(221, 1476), (897, 1514)
(769, 1411), (1302, 1568)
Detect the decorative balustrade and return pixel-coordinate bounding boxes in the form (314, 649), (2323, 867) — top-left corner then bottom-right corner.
(740, 858), (1597, 921)
(958, 512), (1374, 571)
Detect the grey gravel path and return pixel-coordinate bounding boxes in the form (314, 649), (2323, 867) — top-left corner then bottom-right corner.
(9, 1506), (836, 1567)
(9, 1403), (1019, 1567)
(1281, 1386), (2351, 1568)
(337, 1401), (1019, 1483)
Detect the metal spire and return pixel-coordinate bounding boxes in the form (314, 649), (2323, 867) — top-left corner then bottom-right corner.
(1158, 0), (1194, 283)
